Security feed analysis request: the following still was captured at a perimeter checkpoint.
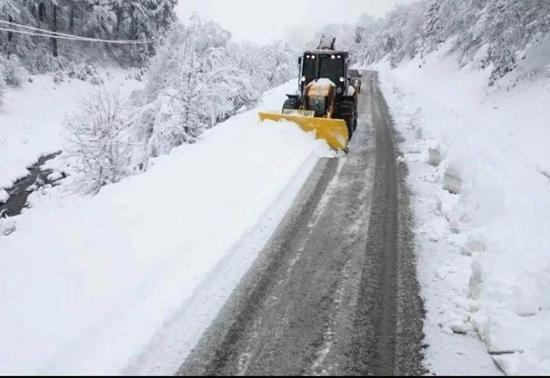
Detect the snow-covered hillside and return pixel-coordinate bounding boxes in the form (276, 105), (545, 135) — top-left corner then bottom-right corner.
(0, 70), (140, 191)
(376, 45), (550, 375)
(0, 81), (332, 375)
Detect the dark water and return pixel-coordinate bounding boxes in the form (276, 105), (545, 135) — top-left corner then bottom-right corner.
(0, 152), (64, 218)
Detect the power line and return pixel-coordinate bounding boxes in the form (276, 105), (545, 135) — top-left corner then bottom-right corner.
(0, 26), (151, 44)
(1, 19), (152, 43)
(0, 26), (152, 44)
(0, 20), (90, 39)
(0, 20), (152, 45)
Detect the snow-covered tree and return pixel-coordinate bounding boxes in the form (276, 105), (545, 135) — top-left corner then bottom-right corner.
(55, 15), (295, 182)
(323, 0), (550, 84)
(0, 54), (27, 86)
(136, 19), (244, 159)
(1, 0), (178, 72)
(65, 88), (130, 194)
(129, 17), (296, 167)
(104, 0), (177, 65)
(235, 41), (296, 95)
(420, 0), (443, 64)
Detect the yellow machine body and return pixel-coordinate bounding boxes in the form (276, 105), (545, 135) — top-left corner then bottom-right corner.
(258, 79), (351, 151)
(258, 111), (349, 151)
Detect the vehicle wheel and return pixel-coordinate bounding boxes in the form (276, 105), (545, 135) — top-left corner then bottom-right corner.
(336, 99), (357, 138)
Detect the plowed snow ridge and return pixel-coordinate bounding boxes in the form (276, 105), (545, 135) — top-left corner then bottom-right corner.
(0, 81), (333, 374)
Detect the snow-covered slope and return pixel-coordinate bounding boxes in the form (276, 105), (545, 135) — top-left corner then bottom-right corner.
(0, 81), (332, 374)
(0, 70), (140, 191)
(375, 47), (550, 375)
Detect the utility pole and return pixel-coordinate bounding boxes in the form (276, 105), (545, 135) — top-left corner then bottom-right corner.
(7, 16), (13, 42)
(52, 3), (59, 57)
(6, 15), (14, 57)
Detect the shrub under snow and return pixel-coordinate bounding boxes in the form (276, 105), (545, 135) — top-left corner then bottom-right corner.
(0, 55), (28, 107)
(65, 88), (130, 194)
(0, 55), (27, 87)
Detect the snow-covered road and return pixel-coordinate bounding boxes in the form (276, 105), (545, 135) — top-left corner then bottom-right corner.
(179, 72), (425, 376)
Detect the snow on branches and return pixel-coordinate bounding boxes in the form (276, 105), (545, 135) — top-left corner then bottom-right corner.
(0, 0), (178, 71)
(130, 17), (296, 165)
(318, 0), (550, 85)
(63, 17), (297, 193)
(65, 88), (130, 194)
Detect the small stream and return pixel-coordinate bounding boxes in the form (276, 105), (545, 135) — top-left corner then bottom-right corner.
(0, 152), (64, 218)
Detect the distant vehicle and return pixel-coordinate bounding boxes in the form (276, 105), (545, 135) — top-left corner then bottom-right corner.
(258, 38), (358, 151)
(349, 69), (362, 94)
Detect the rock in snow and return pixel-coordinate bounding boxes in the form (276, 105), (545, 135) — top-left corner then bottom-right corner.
(443, 164), (463, 194)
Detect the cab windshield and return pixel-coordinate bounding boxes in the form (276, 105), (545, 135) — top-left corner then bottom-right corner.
(318, 54), (344, 84)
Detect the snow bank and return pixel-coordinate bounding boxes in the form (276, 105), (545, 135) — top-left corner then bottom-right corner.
(0, 69), (140, 190)
(375, 47), (550, 375)
(0, 81), (332, 374)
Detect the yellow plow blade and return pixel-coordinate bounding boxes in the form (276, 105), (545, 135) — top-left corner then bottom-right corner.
(258, 112), (349, 151)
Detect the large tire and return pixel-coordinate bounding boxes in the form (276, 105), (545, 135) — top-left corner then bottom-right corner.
(336, 98), (357, 138)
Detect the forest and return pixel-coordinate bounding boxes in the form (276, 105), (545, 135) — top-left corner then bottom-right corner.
(314, 0), (550, 85)
(0, 0), (177, 68)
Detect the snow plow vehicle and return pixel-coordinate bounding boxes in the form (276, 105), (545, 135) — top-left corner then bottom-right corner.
(349, 69), (363, 94)
(259, 38), (358, 151)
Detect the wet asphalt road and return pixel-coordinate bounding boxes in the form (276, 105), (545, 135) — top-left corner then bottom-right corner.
(178, 72), (425, 376)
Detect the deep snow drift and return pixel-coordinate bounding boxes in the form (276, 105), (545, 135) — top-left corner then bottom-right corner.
(0, 81), (333, 374)
(375, 45), (550, 375)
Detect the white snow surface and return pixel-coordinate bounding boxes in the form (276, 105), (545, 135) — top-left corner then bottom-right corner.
(313, 78), (336, 87)
(0, 80), (332, 374)
(0, 69), (140, 190)
(374, 46), (550, 375)
(0, 188), (8, 204)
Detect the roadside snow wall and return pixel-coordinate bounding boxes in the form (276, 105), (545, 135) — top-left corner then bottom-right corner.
(375, 44), (550, 375)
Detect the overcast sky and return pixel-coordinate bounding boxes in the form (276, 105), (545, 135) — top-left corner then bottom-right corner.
(176, 0), (403, 47)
